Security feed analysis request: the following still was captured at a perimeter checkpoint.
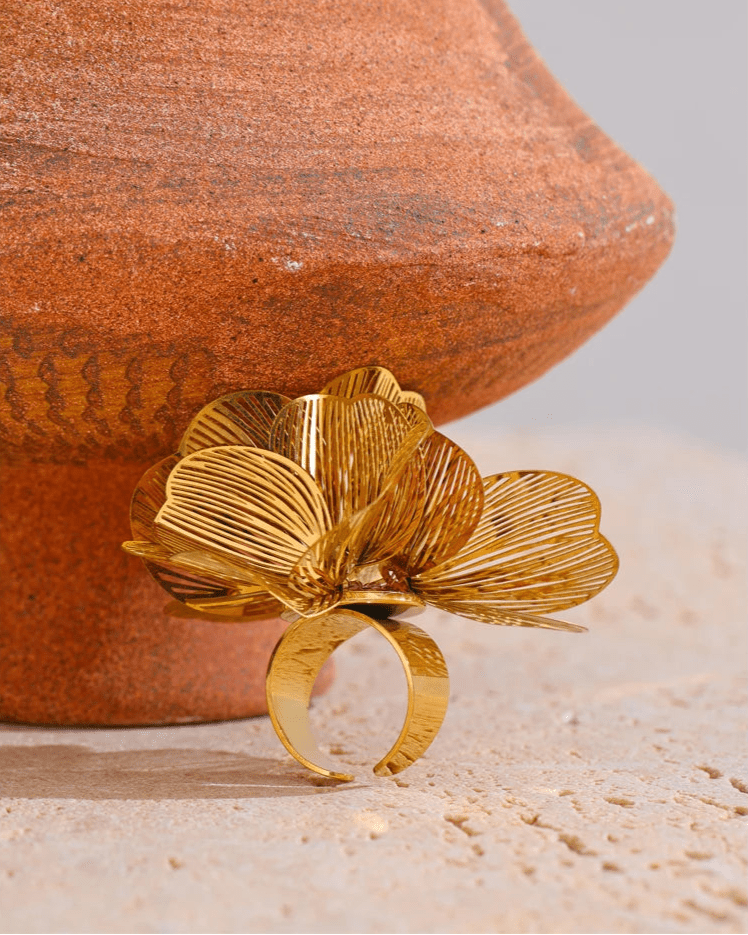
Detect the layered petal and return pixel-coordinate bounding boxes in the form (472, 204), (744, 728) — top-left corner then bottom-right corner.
(163, 592), (284, 621)
(269, 393), (428, 530)
(321, 365), (428, 413)
(400, 390), (427, 411)
(179, 390), (291, 456)
(126, 451), (282, 618)
(153, 446), (333, 611)
(399, 432), (484, 575)
(349, 440), (427, 567)
(129, 454), (180, 542)
(287, 450), (427, 614)
(321, 366), (403, 406)
(266, 393), (431, 611)
(445, 609), (587, 633)
(412, 470), (618, 628)
(122, 539), (283, 620)
(398, 401), (433, 432)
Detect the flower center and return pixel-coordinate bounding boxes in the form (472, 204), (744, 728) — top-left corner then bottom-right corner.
(340, 561), (423, 619)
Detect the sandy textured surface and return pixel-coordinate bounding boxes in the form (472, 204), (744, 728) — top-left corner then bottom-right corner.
(1, 428), (746, 934)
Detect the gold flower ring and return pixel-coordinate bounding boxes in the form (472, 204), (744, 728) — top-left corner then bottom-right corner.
(123, 366), (618, 781)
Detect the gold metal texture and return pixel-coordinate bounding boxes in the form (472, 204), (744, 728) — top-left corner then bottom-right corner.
(123, 365), (619, 779)
(411, 470), (619, 631)
(265, 608), (450, 781)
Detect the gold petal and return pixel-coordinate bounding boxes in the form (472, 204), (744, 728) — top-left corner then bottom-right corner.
(269, 393), (423, 528)
(349, 445), (427, 566)
(320, 366), (428, 415)
(144, 561), (244, 604)
(179, 391), (291, 456)
(282, 418), (431, 615)
(401, 432), (484, 575)
(155, 445), (332, 605)
(286, 524), (350, 616)
(123, 539), (270, 607)
(397, 401), (433, 432)
(128, 459), (213, 557)
(320, 366), (404, 405)
(129, 454), (180, 541)
(431, 608), (587, 632)
(164, 592), (284, 622)
(400, 390), (427, 411)
(123, 540), (246, 579)
(284, 442), (428, 616)
(413, 471), (618, 623)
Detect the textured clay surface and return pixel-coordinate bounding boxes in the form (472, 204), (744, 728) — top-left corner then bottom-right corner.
(0, 457), (307, 725)
(0, 0), (674, 453)
(0, 0), (673, 724)
(0, 429), (744, 934)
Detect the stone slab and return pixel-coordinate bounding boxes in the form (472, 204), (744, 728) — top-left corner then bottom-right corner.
(0, 428), (745, 933)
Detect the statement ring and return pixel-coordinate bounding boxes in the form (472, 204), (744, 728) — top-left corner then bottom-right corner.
(123, 366), (618, 781)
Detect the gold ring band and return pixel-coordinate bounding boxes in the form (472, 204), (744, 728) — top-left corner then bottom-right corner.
(265, 609), (450, 781)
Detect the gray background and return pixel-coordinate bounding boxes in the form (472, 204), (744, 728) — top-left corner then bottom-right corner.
(452, 0), (747, 452)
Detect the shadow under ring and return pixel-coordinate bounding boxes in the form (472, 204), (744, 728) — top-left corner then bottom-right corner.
(265, 608), (450, 781)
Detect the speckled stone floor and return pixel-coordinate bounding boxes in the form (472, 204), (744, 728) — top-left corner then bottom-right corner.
(1, 428), (745, 934)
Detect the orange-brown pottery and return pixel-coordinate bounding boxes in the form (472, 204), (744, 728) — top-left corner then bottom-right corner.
(0, 0), (673, 724)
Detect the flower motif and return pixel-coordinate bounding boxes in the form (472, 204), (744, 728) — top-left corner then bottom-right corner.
(123, 366), (618, 633)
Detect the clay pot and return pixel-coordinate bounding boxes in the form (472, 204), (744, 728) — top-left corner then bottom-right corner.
(0, 0), (673, 724)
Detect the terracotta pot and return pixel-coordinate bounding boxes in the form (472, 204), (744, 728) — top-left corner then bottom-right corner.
(0, 0), (673, 724)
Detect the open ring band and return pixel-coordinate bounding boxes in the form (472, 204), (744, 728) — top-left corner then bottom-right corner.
(265, 609), (450, 781)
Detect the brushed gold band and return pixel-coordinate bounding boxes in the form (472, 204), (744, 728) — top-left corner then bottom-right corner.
(265, 609), (450, 781)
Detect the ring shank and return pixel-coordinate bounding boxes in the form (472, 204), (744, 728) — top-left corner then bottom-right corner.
(265, 609), (450, 781)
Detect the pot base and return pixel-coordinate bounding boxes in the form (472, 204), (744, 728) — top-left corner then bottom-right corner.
(0, 460), (332, 726)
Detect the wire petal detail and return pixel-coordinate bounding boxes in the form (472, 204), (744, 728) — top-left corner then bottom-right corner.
(412, 471), (618, 627)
